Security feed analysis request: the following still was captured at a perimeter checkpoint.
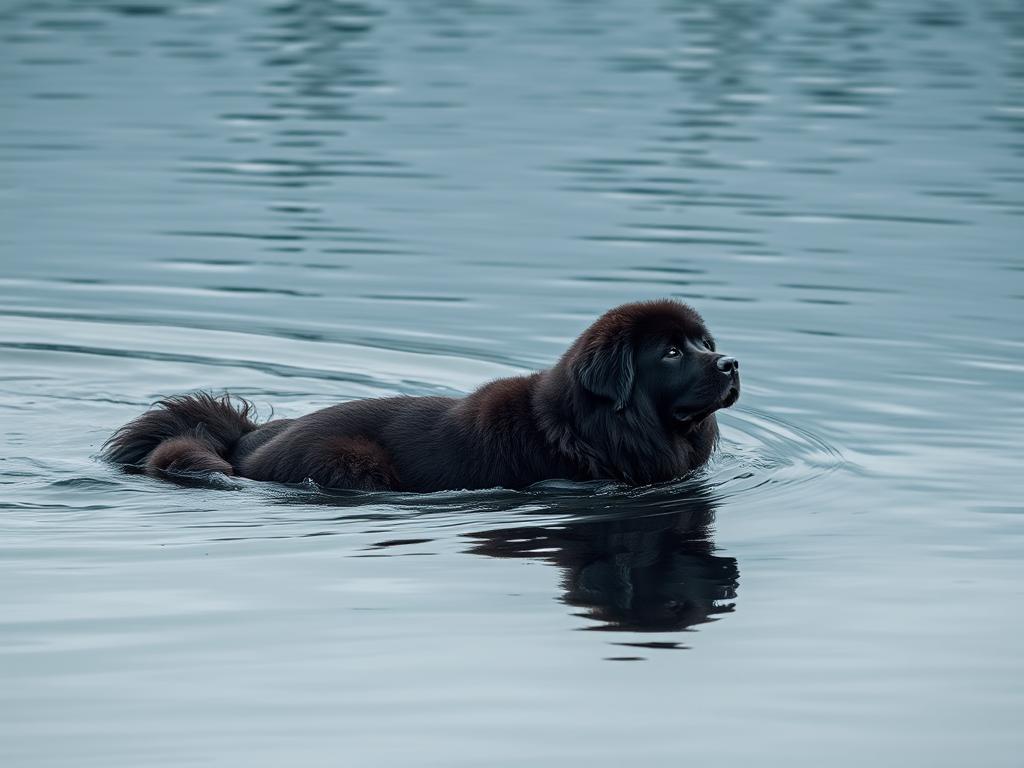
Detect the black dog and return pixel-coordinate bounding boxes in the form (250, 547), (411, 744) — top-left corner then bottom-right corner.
(104, 299), (740, 491)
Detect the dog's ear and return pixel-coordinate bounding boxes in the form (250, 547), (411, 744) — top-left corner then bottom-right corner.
(573, 333), (636, 412)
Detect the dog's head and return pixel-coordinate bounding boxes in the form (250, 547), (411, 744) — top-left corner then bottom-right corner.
(568, 299), (740, 433)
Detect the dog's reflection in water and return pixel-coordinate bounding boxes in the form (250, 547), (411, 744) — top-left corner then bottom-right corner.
(465, 488), (738, 635)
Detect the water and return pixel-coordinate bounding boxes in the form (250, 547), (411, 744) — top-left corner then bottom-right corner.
(2, 0), (1023, 764)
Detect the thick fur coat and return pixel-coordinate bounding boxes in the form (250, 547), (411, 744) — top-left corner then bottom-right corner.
(104, 300), (740, 491)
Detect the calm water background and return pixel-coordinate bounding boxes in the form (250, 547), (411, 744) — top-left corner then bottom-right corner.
(2, 1), (1023, 765)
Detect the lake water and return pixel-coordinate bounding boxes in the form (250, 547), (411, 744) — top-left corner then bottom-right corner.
(2, 1), (1023, 765)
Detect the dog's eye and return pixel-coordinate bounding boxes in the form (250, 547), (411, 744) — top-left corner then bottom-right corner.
(664, 346), (681, 358)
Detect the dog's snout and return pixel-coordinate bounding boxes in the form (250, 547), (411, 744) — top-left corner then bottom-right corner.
(715, 356), (739, 374)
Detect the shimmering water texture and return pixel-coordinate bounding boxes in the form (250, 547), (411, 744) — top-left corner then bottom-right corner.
(2, 1), (1023, 766)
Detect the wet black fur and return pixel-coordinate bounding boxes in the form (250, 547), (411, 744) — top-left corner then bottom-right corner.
(104, 393), (258, 476)
(103, 300), (738, 492)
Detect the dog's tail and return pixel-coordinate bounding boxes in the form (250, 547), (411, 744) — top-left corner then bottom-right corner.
(102, 393), (258, 476)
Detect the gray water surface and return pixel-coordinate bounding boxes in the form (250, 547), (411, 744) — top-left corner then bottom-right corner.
(2, 1), (1023, 766)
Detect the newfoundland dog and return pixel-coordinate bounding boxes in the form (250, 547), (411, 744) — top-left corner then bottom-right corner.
(104, 299), (740, 491)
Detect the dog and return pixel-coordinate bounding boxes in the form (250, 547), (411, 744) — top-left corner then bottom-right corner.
(104, 299), (740, 491)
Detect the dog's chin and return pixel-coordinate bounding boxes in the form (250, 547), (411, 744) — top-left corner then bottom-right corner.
(721, 386), (740, 409)
(672, 385), (740, 431)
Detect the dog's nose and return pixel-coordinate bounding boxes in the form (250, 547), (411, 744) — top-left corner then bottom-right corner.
(716, 356), (739, 374)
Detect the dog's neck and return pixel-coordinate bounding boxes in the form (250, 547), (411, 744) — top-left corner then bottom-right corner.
(531, 364), (716, 485)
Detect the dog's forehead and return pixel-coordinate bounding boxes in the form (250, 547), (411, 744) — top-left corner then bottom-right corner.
(627, 300), (709, 339)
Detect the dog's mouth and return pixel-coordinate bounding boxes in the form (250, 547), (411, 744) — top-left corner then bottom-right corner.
(721, 386), (740, 409)
(673, 385), (740, 427)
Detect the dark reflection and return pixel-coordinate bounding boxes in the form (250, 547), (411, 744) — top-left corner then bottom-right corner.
(191, 470), (741, 635)
(466, 487), (738, 634)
